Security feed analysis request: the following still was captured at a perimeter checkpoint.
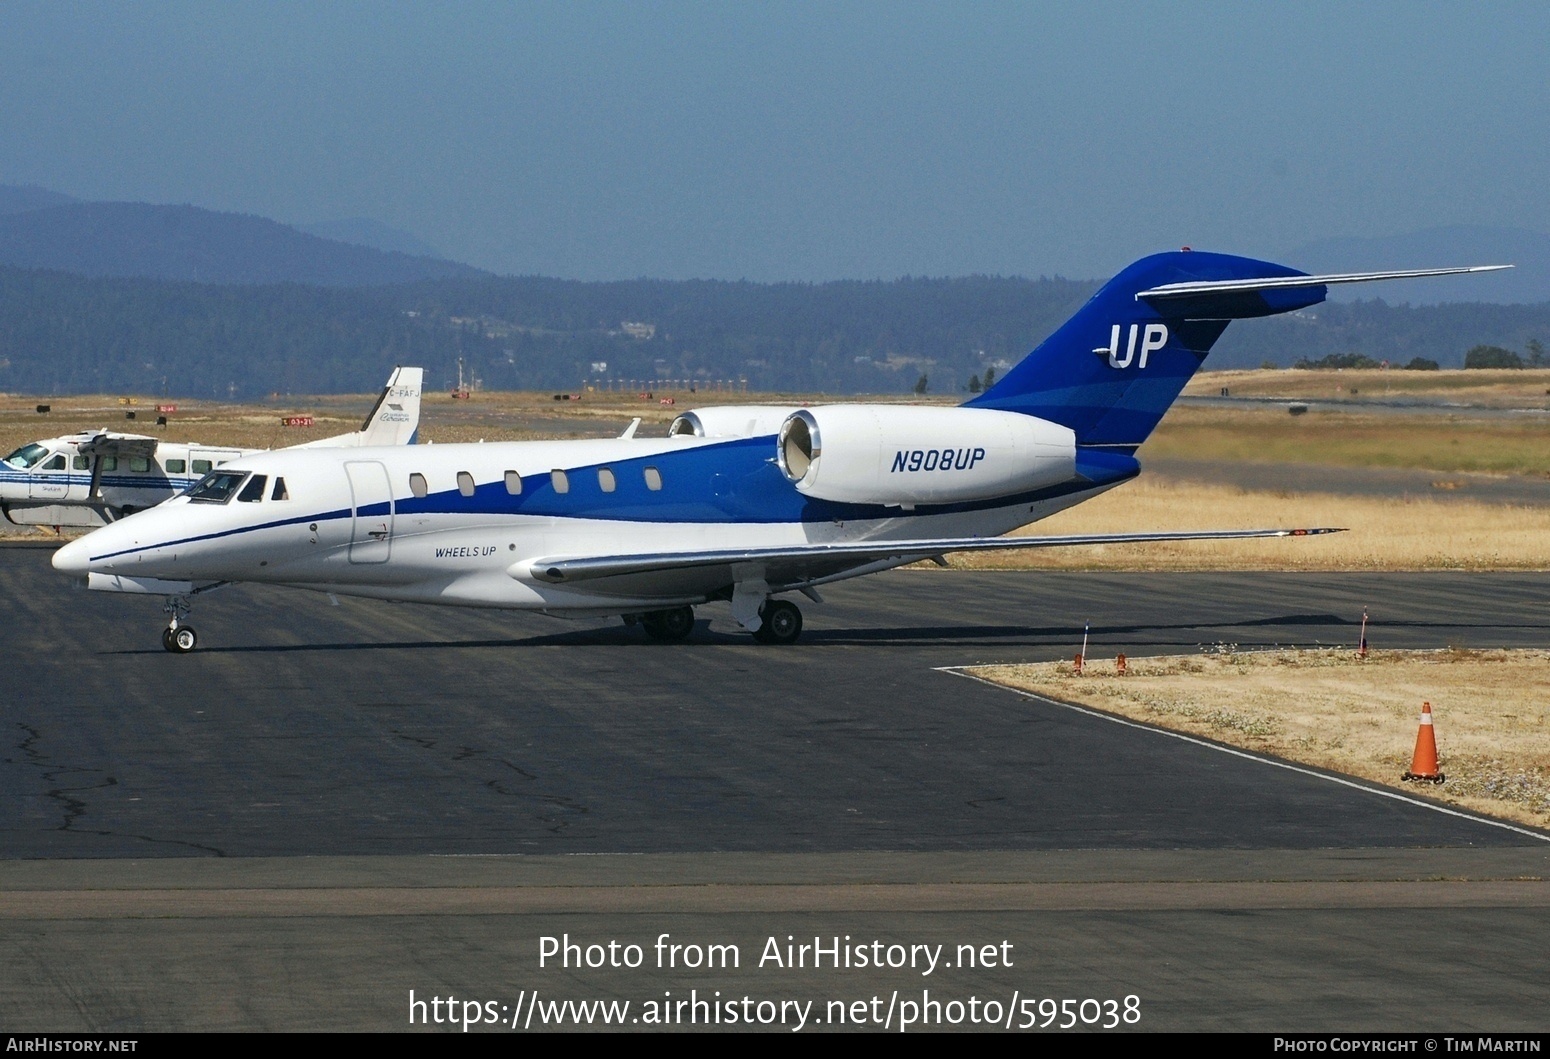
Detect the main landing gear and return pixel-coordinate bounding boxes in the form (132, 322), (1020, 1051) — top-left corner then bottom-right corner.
(751, 599), (802, 645)
(635, 605), (696, 642)
(623, 598), (806, 645)
(161, 595), (197, 653)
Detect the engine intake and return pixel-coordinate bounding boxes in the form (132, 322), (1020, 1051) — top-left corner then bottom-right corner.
(670, 406), (804, 438)
(777, 405), (1075, 506)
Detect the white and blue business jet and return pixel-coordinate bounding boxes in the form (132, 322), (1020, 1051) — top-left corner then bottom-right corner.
(51, 252), (1502, 652)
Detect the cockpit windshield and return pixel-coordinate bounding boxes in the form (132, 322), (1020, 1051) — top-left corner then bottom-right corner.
(3, 443), (49, 469)
(186, 470), (250, 504)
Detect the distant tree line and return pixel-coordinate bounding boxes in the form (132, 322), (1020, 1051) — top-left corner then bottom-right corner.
(1463, 339), (1547, 369)
(1211, 300), (1550, 373)
(1291, 338), (1548, 372)
(1, 265), (1549, 397)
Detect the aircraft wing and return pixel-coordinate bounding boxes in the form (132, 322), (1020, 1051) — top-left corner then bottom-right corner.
(73, 431), (160, 459)
(526, 527), (1343, 592)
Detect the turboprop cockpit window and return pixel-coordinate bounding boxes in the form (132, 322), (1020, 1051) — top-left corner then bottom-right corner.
(42, 454), (67, 471)
(3, 443), (48, 468)
(237, 475), (268, 503)
(271, 477), (289, 501)
(187, 470), (248, 504)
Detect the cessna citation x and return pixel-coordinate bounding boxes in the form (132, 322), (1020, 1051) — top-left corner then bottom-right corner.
(51, 252), (1502, 651)
(3, 367), (423, 529)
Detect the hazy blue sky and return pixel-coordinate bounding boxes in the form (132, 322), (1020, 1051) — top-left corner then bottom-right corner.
(3, 2), (1546, 280)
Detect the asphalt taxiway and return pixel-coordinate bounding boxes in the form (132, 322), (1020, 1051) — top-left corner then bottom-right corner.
(3, 543), (1548, 1031)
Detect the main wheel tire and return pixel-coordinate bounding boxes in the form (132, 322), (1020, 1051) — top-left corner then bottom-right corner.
(753, 599), (802, 645)
(641, 605), (694, 641)
(161, 628), (176, 652)
(168, 626), (197, 653)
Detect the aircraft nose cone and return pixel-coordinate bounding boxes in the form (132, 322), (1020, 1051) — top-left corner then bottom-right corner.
(52, 537), (91, 576)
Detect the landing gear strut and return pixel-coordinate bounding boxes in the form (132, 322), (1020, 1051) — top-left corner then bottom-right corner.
(752, 599), (803, 645)
(638, 605), (695, 642)
(161, 595), (198, 653)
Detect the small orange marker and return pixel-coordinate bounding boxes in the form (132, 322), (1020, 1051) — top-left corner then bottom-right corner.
(1401, 701), (1445, 784)
(1073, 653), (1084, 675)
(1116, 653), (1127, 675)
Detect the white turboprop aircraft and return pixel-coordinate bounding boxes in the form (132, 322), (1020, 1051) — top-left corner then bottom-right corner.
(3, 366), (423, 529)
(50, 253), (1503, 652)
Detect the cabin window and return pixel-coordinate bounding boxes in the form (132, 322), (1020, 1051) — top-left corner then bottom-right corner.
(129, 457), (151, 473)
(237, 474), (268, 503)
(551, 469), (569, 494)
(165, 459), (186, 474)
(2, 443), (48, 468)
(73, 455), (90, 471)
(42, 454), (66, 471)
(101, 457), (118, 472)
(271, 477), (289, 501)
(457, 471), (476, 497)
(644, 466), (663, 491)
(191, 459), (212, 474)
(187, 470), (248, 504)
(597, 467), (616, 493)
(409, 472), (428, 498)
(504, 470), (522, 494)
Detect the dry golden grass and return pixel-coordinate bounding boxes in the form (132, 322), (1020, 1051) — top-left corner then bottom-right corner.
(0, 388), (952, 454)
(974, 649), (1550, 831)
(944, 476), (1550, 571)
(1141, 405), (1550, 476)
(1185, 367), (1550, 407)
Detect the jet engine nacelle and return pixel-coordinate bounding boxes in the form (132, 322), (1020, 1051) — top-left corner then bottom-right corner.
(670, 406), (803, 438)
(777, 405), (1076, 506)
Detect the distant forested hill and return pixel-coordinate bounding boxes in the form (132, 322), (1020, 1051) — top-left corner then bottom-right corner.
(0, 202), (488, 286)
(0, 265), (1547, 397)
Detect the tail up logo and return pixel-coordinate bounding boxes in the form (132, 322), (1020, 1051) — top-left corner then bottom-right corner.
(1094, 323), (1169, 369)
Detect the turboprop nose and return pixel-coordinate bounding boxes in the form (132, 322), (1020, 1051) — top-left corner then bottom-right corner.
(52, 536), (92, 576)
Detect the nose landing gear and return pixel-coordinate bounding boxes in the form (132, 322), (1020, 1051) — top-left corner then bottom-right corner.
(161, 595), (198, 653)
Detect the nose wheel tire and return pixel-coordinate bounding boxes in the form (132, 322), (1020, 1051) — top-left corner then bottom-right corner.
(752, 600), (802, 645)
(162, 626), (198, 653)
(641, 606), (695, 641)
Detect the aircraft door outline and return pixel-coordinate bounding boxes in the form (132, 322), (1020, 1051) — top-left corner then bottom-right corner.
(29, 452), (69, 500)
(345, 460), (394, 564)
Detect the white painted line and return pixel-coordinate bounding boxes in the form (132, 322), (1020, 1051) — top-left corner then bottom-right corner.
(937, 665), (1550, 845)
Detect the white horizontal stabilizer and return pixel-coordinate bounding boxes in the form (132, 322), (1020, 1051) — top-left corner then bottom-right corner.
(1137, 265), (1510, 301)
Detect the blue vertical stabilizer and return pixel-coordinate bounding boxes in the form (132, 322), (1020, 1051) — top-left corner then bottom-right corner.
(966, 251), (1324, 450)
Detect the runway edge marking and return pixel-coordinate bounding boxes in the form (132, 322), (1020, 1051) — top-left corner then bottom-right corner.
(937, 664), (1550, 845)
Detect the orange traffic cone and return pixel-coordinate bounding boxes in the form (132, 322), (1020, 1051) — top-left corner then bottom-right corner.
(1401, 701), (1445, 784)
